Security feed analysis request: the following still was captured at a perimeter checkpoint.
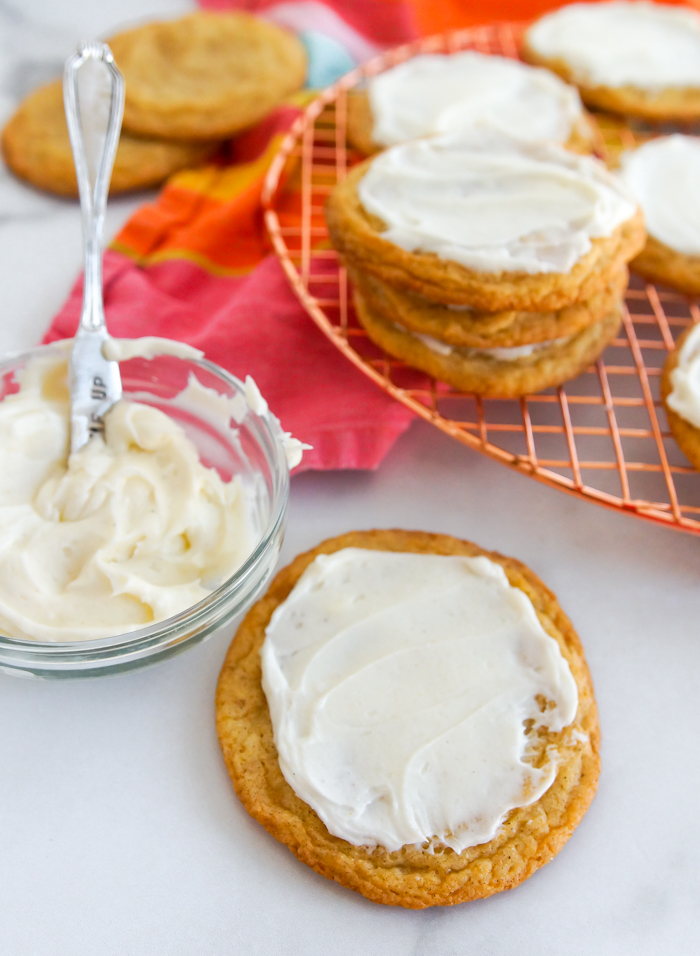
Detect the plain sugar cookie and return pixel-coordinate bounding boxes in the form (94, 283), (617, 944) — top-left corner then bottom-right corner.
(1, 79), (218, 196)
(108, 11), (307, 141)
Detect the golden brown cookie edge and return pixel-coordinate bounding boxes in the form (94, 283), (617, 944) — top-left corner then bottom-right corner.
(521, 40), (700, 121)
(1, 80), (219, 196)
(630, 235), (700, 297)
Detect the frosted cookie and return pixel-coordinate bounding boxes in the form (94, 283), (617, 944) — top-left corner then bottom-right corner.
(1, 80), (217, 197)
(523, 1), (700, 121)
(326, 130), (644, 312)
(108, 11), (307, 141)
(216, 529), (600, 909)
(661, 323), (700, 470)
(346, 51), (595, 155)
(354, 290), (622, 397)
(351, 265), (628, 349)
(619, 135), (700, 295)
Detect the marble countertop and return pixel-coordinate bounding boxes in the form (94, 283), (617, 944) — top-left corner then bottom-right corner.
(1, 2), (699, 954)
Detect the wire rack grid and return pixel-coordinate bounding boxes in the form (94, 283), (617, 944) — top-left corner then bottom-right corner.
(262, 22), (700, 535)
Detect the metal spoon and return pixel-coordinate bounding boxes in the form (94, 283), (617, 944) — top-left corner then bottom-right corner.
(64, 41), (124, 454)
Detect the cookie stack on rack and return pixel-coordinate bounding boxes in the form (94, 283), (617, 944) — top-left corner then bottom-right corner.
(326, 129), (645, 397)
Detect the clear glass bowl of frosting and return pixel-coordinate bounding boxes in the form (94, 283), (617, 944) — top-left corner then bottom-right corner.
(0, 342), (290, 679)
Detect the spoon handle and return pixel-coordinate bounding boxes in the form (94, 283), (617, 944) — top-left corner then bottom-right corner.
(64, 41), (125, 333)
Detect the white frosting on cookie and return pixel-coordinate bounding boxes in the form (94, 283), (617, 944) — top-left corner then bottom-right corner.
(667, 322), (700, 429)
(368, 51), (585, 147)
(527, 1), (700, 91)
(357, 130), (637, 275)
(261, 548), (578, 852)
(412, 328), (572, 361)
(619, 135), (700, 256)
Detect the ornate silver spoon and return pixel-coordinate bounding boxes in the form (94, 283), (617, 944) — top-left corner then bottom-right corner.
(64, 41), (124, 453)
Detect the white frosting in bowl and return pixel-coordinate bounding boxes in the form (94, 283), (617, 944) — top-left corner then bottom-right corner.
(368, 51), (585, 147)
(357, 130), (637, 275)
(0, 343), (306, 643)
(261, 548), (578, 852)
(527, 1), (700, 91)
(667, 322), (700, 429)
(619, 135), (700, 256)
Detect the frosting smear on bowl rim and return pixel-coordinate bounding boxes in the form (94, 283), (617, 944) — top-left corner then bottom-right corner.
(261, 548), (578, 852)
(357, 130), (637, 275)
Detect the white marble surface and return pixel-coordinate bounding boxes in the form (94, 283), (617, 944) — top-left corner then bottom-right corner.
(1, 2), (699, 954)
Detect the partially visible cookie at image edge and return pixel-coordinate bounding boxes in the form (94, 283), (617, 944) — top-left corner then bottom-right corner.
(1, 79), (218, 196)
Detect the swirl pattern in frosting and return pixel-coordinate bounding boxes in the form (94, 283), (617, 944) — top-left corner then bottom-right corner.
(357, 130), (637, 275)
(261, 548), (578, 852)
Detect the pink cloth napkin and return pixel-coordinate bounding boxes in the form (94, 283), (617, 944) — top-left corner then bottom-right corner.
(44, 252), (416, 472)
(42, 1), (417, 472)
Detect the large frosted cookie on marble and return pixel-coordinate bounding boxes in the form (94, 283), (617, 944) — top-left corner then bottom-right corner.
(1, 80), (217, 197)
(216, 529), (600, 909)
(108, 11), (307, 141)
(325, 131), (644, 313)
(619, 135), (700, 296)
(346, 51), (595, 156)
(523, 1), (700, 121)
(662, 323), (700, 471)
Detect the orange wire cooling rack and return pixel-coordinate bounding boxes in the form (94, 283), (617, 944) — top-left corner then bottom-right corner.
(263, 22), (700, 535)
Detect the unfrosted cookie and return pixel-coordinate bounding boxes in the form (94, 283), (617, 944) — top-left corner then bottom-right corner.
(619, 135), (700, 296)
(354, 290), (622, 397)
(350, 265), (628, 349)
(326, 132), (644, 313)
(523, 1), (700, 121)
(108, 11), (307, 141)
(346, 51), (595, 156)
(661, 323), (700, 470)
(216, 529), (600, 909)
(1, 80), (217, 196)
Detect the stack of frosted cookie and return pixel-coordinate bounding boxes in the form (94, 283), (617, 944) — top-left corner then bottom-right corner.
(326, 130), (645, 397)
(1, 11), (307, 196)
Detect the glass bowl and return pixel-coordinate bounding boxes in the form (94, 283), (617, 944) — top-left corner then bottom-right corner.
(0, 344), (290, 679)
